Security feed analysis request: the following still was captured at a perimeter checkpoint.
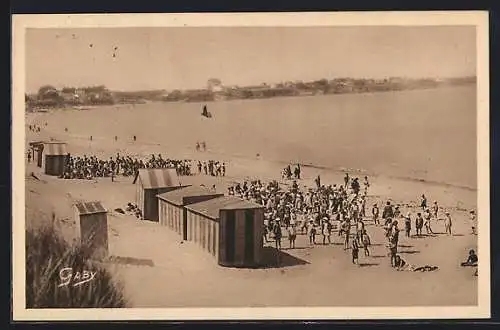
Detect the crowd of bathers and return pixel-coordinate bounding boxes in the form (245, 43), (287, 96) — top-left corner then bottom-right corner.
(228, 170), (477, 271)
(58, 153), (226, 180)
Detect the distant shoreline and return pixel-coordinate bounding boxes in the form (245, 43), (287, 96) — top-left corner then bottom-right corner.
(26, 81), (476, 112)
(26, 77), (476, 111)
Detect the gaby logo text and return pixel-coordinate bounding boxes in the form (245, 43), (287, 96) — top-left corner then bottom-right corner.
(58, 267), (97, 287)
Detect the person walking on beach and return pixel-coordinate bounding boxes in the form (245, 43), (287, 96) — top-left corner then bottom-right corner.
(222, 162), (226, 176)
(415, 212), (424, 236)
(444, 211), (453, 235)
(372, 203), (380, 225)
(420, 194), (427, 210)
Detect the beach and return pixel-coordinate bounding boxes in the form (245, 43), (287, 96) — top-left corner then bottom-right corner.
(25, 86), (478, 307)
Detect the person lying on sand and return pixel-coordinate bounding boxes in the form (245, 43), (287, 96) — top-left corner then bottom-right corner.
(394, 255), (439, 272)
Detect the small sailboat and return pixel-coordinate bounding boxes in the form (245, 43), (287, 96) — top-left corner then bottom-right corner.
(201, 104), (212, 118)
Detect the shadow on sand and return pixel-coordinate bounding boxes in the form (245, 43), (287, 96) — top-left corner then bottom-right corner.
(260, 247), (310, 269)
(107, 255), (155, 267)
(358, 262), (379, 267)
(370, 255), (387, 259)
(399, 250), (420, 254)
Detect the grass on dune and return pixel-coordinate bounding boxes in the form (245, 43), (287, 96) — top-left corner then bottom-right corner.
(25, 223), (127, 308)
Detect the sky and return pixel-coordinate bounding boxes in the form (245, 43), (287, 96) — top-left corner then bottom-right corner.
(25, 26), (476, 93)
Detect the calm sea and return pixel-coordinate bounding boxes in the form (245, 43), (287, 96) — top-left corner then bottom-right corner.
(33, 85), (477, 189)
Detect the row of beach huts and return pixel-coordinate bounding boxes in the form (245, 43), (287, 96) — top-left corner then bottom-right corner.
(28, 140), (266, 268)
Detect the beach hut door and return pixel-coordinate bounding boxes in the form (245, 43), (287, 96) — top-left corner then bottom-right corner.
(225, 211), (236, 263)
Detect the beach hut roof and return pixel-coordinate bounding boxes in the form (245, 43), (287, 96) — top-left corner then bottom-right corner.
(185, 195), (263, 220)
(157, 185), (223, 206)
(74, 201), (107, 215)
(138, 168), (180, 189)
(43, 142), (67, 156)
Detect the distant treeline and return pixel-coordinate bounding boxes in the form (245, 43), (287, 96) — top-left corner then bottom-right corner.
(26, 76), (476, 110)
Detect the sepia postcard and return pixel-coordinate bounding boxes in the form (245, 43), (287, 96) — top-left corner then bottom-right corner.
(12, 11), (490, 320)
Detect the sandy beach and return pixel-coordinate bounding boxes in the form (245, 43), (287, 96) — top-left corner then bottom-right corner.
(24, 91), (478, 307)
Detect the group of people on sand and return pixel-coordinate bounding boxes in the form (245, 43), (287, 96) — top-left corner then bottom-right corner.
(196, 160), (226, 177)
(282, 164), (301, 180)
(228, 169), (477, 273)
(28, 124), (42, 133)
(195, 141), (207, 152)
(59, 153), (225, 180)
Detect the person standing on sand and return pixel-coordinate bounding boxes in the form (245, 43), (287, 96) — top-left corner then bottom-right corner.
(432, 201), (439, 219)
(388, 222), (399, 267)
(351, 237), (360, 265)
(344, 173), (350, 188)
(322, 218), (331, 245)
(382, 201), (394, 223)
(358, 229), (369, 256)
(307, 220), (316, 245)
(288, 224), (297, 249)
(415, 212), (424, 236)
(222, 162), (226, 176)
(273, 220), (282, 250)
(424, 208), (434, 234)
(404, 212), (412, 238)
(470, 210), (477, 235)
(343, 220), (351, 250)
(372, 203), (380, 225)
(420, 194), (427, 210)
(363, 176), (370, 195)
(444, 211), (453, 235)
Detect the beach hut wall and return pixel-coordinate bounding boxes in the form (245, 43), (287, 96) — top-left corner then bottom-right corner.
(157, 185), (224, 240)
(73, 201), (108, 260)
(185, 196), (264, 267)
(43, 142), (68, 176)
(135, 168), (183, 221)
